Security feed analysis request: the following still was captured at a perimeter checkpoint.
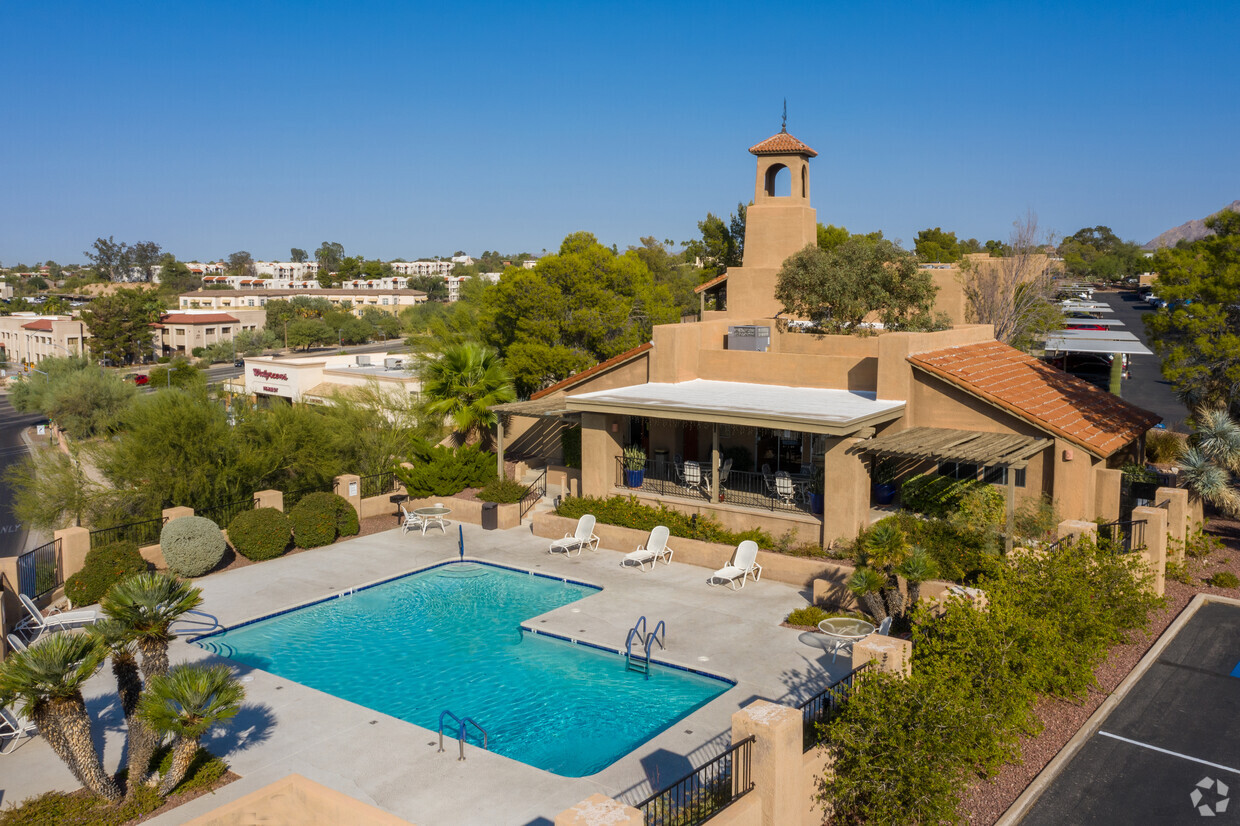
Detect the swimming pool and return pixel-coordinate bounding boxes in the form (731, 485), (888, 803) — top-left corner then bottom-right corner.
(194, 562), (731, 776)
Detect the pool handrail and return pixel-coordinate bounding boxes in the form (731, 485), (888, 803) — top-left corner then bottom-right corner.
(438, 709), (488, 760)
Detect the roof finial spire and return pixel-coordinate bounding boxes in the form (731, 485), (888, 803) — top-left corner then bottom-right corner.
(781, 98), (787, 133)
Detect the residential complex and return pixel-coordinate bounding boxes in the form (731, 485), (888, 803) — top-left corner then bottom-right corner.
(180, 287), (428, 314)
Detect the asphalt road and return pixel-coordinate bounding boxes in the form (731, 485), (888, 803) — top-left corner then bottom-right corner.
(0, 395), (43, 557)
(1097, 290), (1190, 430)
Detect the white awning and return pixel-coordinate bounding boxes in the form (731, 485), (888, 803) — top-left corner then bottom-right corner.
(1043, 337), (1154, 356)
(564, 380), (905, 435)
(1049, 329), (1140, 342)
(1064, 319), (1126, 327)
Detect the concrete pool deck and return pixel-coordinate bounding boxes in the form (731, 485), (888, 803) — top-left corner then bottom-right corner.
(1, 523), (851, 825)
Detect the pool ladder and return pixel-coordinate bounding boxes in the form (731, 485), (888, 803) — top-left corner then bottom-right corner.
(438, 709), (488, 761)
(625, 616), (665, 680)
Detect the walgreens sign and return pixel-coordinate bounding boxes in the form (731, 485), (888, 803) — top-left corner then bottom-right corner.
(251, 368), (289, 381)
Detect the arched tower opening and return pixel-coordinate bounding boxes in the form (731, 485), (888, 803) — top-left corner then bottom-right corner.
(764, 163), (791, 197)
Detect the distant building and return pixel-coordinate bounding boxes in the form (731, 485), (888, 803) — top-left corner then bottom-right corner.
(0, 313), (89, 364)
(180, 287), (428, 315)
(152, 309), (266, 357)
(241, 351), (419, 405)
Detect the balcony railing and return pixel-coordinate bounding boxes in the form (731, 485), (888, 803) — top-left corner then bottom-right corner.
(636, 735), (754, 826)
(615, 457), (816, 516)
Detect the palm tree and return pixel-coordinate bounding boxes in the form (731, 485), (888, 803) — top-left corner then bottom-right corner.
(89, 620), (159, 793)
(139, 664), (244, 795)
(863, 521), (910, 618)
(417, 342), (516, 447)
(896, 546), (939, 612)
(99, 572), (203, 681)
(0, 634), (120, 801)
(847, 567), (888, 621)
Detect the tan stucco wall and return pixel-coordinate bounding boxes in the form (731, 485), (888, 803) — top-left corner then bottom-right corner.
(182, 774), (415, 826)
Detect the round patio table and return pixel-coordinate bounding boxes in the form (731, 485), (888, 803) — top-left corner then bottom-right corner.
(413, 506), (451, 535)
(818, 617), (876, 663)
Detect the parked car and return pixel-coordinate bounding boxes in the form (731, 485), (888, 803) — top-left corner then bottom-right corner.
(234, 357), (244, 367)
(125, 373), (149, 386)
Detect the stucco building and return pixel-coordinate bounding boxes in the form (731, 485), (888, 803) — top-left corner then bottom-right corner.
(0, 313), (89, 364)
(498, 129), (1158, 547)
(240, 351), (419, 405)
(179, 287), (427, 315)
(152, 309), (267, 356)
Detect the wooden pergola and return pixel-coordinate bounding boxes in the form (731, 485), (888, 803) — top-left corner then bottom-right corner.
(857, 427), (1052, 552)
(489, 398), (579, 480)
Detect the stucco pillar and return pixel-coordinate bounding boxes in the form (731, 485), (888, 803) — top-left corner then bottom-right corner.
(581, 413), (621, 498)
(1094, 468), (1123, 522)
(55, 525), (92, 585)
(0, 556), (21, 646)
(822, 437), (867, 547)
(1133, 505), (1167, 596)
(852, 634), (913, 677)
(495, 420), (505, 480)
(731, 700), (802, 826)
(163, 506), (194, 522)
(334, 474), (362, 517)
(1057, 519), (1097, 542)
(555, 794), (642, 826)
(710, 424), (720, 503)
(253, 489), (283, 511)
(1156, 486), (1189, 560)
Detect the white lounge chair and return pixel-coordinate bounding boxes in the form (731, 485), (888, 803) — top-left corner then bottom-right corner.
(621, 526), (674, 571)
(0, 706), (37, 755)
(549, 514), (599, 557)
(876, 616), (893, 636)
(6, 634), (27, 653)
(400, 503), (423, 535)
(15, 594), (99, 641)
(708, 540), (763, 590)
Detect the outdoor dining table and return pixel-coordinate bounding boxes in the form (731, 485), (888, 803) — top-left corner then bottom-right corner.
(817, 617), (876, 662)
(413, 506), (451, 535)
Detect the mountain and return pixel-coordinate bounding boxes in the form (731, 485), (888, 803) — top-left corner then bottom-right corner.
(1143, 200), (1240, 250)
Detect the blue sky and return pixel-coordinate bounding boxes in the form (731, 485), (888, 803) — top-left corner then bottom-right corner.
(2, 1), (1237, 264)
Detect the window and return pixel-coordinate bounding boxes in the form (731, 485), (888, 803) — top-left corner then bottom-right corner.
(221, 327), (231, 334)
(248, 299), (255, 307)
(205, 328), (215, 335)
(983, 465), (1026, 487)
(382, 298), (389, 305)
(937, 462), (978, 480)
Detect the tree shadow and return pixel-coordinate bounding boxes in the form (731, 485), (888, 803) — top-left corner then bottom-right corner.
(204, 701), (277, 758)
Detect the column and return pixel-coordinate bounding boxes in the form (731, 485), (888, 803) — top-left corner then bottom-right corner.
(731, 700), (803, 826)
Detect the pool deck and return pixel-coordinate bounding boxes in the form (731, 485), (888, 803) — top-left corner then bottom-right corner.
(1, 523), (850, 826)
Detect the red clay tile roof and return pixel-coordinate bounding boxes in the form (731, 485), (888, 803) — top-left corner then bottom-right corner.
(908, 341), (1161, 458)
(20, 319), (54, 331)
(530, 342), (653, 401)
(749, 130), (818, 157)
(693, 273), (728, 294)
(159, 312), (240, 324)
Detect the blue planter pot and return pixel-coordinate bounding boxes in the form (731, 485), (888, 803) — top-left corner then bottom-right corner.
(624, 469), (645, 488)
(874, 483), (896, 506)
(809, 493), (824, 515)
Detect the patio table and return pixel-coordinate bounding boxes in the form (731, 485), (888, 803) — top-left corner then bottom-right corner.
(818, 617), (875, 663)
(413, 506), (451, 535)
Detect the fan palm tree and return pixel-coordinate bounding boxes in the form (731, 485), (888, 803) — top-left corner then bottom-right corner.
(896, 546), (939, 611)
(99, 572), (203, 681)
(417, 342), (516, 447)
(0, 633), (119, 801)
(863, 521), (910, 618)
(89, 620), (159, 793)
(139, 664), (244, 795)
(847, 567), (888, 621)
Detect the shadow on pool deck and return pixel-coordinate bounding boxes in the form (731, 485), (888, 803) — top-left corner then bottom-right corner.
(5, 522), (850, 826)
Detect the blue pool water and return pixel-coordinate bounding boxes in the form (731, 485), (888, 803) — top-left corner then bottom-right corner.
(194, 562), (730, 776)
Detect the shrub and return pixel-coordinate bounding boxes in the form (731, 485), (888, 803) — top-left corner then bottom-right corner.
(477, 477), (529, 504)
(64, 541), (147, 607)
(288, 492), (358, 548)
(1014, 494), (1058, 543)
(394, 441), (495, 498)
(227, 508), (292, 561)
(899, 473), (980, 518)
(556, 495), (775, 548)
(786, 606), (869, 626)
(863, 513), (998, 583)
(1145, 429), (1184, 464)
(1208, 571), (1240, 589)
(160, 516), (226, 577)
(949, 484), (1005, 534)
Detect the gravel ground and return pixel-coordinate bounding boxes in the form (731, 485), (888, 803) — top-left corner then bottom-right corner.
(962, 517), (1240, 824)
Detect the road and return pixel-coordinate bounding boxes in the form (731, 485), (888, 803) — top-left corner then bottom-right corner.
(0, 395), (44, 557)
(1096, 290), (1189, 430)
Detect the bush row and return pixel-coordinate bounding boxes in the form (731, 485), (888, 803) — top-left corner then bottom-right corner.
(821, 536), (1162, 823)
(555, 495), (775, 549)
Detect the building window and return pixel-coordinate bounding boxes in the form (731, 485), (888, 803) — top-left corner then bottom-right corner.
(983, 465), (1027, 488)
(248, 299), (255, 307)
(382, 298), (389, 305)
(205, 328), (215, 335)
(222, 326), (231, 334)
(937, 462), (979, 480)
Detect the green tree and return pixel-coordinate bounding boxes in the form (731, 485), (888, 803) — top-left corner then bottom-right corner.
(775, 239), (941, 333)
(139, 664), (243, 795)
(148, 358), (206, 391)
(81, 288), (163, 365)
(406, 274), (450, 301)
(131, 241), (163, 282)
(225, 251), (256, 279)
(1177, 408), (1240, 515)
(914, 227), (963, 263)
(5, 443), (107, 530)
(1059, 226), (1145, 282)
(84, 236), (132, 281)
(816, 223), (850, 252)
(418, 341), (516, 446)
(359, 306), (403, 340)
(100, 573), (204, 681)
(315, 241), (345, 275)
(290, 247), (308, 263)
(286, 317), (333, 350)
(89, 620), (160, 795)
(684, 208), (744, 275)
(44, 369), (137, 438)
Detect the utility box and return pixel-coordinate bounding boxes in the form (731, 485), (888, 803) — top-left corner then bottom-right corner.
(726, 325), (770, 352)
(356, 355), (371, 366)
(383, 357), (402, 369)
(481, 502), (498, 531)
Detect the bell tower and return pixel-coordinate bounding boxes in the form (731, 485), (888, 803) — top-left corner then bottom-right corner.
(725, 127), (818, 317)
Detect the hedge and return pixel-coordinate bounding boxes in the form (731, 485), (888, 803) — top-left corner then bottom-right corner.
(289, 492), (358, 549)
(899, 473), (983, 518)
(64, 541), (148, 607)
(556, 495), (775, 548)
(476, 477), (529, 504)
(227, 508), (293, 561)
(395, 441), (495, 498)
(160, 516), (226, 577)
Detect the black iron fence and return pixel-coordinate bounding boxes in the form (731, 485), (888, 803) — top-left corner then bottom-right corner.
(17, 538), (62, 600)
(281, 482), (333, 513)
(360, 471), (398, 500)
(798, 662), (873, 752)
(520, 467), (547, 519)
(636, 735), (755, 826)
(615, 457), (814, 516)
(197, 496), (256, 530)
(89, 515), (168, 549)
(1099, 518), (1147, 554)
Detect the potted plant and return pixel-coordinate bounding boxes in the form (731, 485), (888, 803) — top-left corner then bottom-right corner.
(872, 459), (898, 506)
(623, 444), (647, 488)
(808, 467), (824, 515)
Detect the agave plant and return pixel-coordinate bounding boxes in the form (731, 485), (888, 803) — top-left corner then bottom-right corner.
(1178, 446), (1240, 517)
(0, 633), (119, 801)
(139, 664), (244, 795)
(1191, 408), (1240, 473)
(99, 572), (203, 681)
(896, 546), (939, 610)
(847, 567), (888, 621)
(89, 619), (160, 793)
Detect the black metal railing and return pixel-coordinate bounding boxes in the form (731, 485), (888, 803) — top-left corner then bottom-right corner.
(798, 663), (873, 752)
(1099, 518), (1147, 554)
(636, 735), (755, 826)
(615, 457), (813, 516)
(520, 467), (547, 519)
(17, 538), (62, 600)
(89, 515), (168, 549)
(281, 483), (331, 513)
(360, 471), (398, 500)
(197, 496), (255, 530)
